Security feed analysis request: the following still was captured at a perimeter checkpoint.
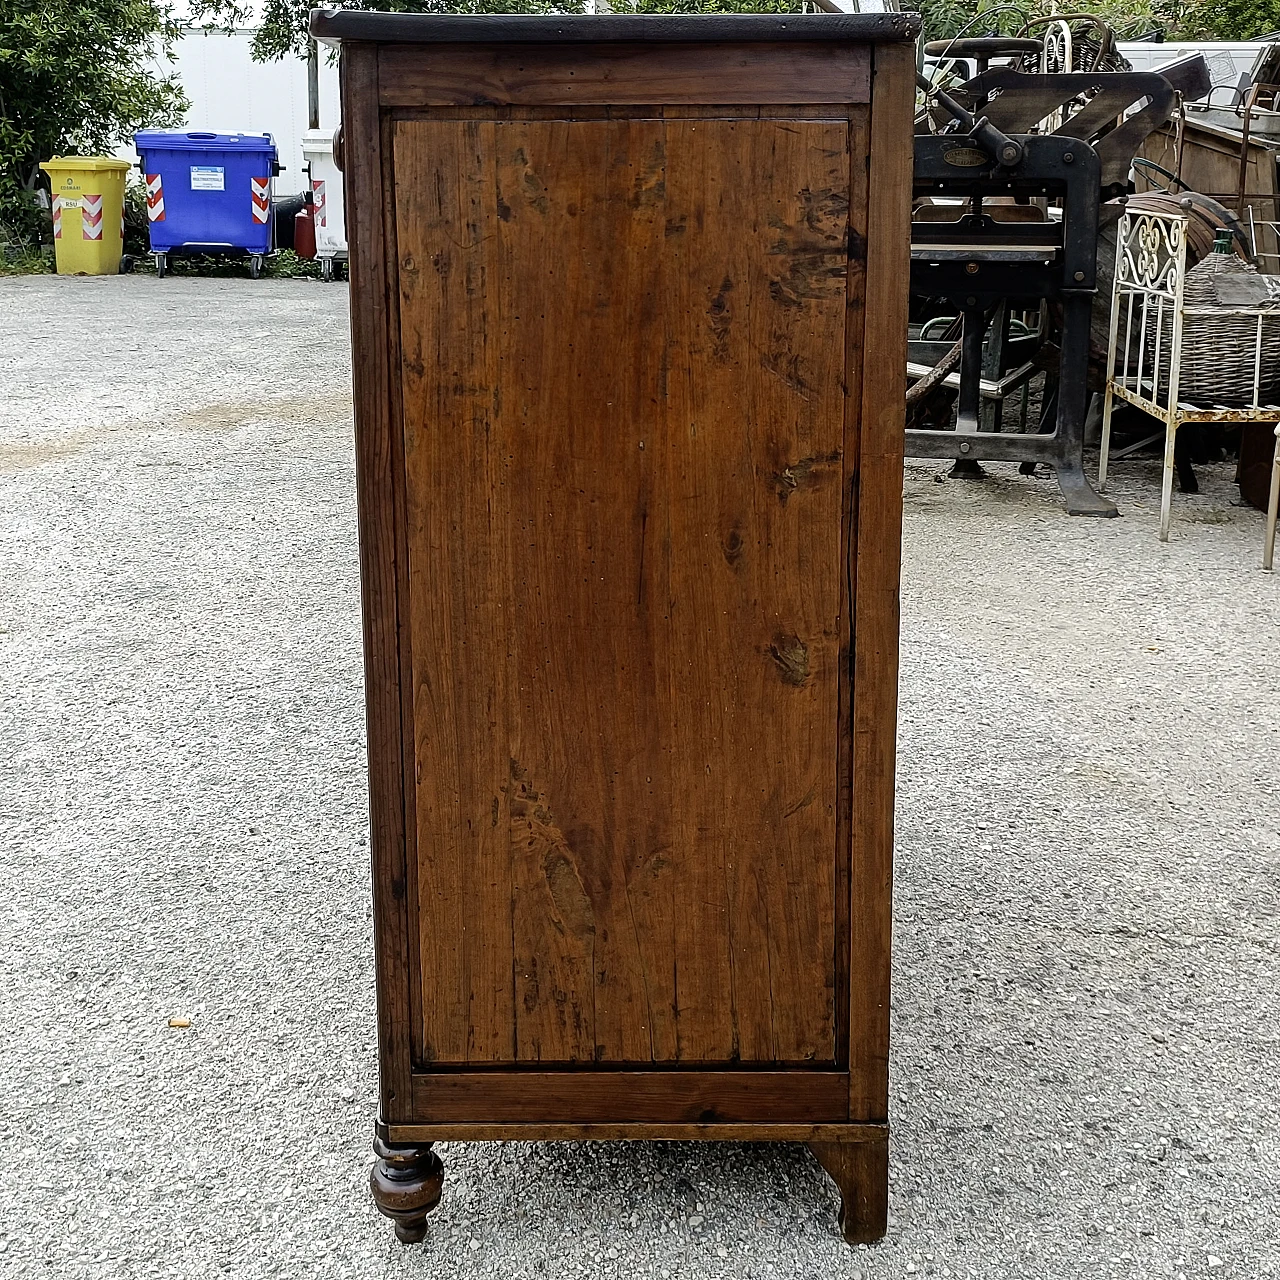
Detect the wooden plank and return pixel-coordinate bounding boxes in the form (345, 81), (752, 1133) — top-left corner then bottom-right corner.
(809, 1133), (890, 1243)
(392, 105), (858, 123)
(498, 118), (662, 1065)
(833, 105), (871, 1068)
(317, 10), (921, 45)
(660, 117), (849, 1065)
(381, 108), (425, 1073)
(394, 120), (516, 1065)
(386, 1121), (887, 1143)
(378, 42), (870, 107)
(341, 43), (414, 1118)
(409, 1070), (851, 1123)
(393, 116), (850, 1066)
(1135, 121), (1280, 267)
(847, 40), (912, 1123)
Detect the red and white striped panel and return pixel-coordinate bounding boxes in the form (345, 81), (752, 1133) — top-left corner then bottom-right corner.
(81, 194), (103, 241)
(311, 178), (326, 228)
(146, 174), (165, 222)
(52, 198), (63, 240)
(251, 177), (270, 225)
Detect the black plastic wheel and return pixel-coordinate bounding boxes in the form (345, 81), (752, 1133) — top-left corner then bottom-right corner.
(119, 255), (136, 275)
(155, 254), (167, 279)
(249, 255), (263, 280)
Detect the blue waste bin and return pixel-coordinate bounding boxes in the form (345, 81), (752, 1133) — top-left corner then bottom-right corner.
(134, 130), (279, 278)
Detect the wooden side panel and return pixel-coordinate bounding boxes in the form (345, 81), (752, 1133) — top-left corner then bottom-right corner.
(847, 42), (912, 1122)
(378, 42), (870, 107)
(394, 116), (851, 1066)
(409, 1070), (851, 1123)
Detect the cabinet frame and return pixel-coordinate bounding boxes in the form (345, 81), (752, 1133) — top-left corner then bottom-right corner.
(323, 11), (916, 1244)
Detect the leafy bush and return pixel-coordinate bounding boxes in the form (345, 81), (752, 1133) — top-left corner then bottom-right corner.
(0, 0), (187, 249)
(190, 0), (805, 64)
(902, 0), (1278, 42)
(0, 244), (52, 275)
(123, 177), (153, 257)
(131, 248), (324, 278)
(1180, 0), (1280, 38)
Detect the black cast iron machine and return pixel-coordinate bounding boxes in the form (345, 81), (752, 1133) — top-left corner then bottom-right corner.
(909, 41), (1210, 515)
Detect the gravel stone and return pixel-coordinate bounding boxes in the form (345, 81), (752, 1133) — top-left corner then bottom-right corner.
(2, 273), (1279, 1279)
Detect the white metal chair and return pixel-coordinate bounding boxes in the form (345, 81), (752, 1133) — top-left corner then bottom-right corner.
(1099, 209), (1280, 562)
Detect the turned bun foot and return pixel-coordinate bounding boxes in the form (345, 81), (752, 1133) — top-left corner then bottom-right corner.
(370, 1137), (444, 1244)
(808, 1134), (889, 1245)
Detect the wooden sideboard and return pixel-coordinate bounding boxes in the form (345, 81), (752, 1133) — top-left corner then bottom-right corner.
(312, 8), (917, 1245)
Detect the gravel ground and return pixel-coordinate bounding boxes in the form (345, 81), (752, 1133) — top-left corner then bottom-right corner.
(1, 273), (1278, 1280)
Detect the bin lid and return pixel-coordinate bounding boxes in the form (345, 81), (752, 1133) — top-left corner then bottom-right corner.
(40, 156), (132, 173)
(302, 129), (335, 152)
(134, 129), (277, 153)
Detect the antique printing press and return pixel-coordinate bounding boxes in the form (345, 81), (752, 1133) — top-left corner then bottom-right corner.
(909, 57), (1201, 515)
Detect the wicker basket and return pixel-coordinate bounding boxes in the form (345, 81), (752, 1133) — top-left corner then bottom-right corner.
(1172, 254), (1280, 408)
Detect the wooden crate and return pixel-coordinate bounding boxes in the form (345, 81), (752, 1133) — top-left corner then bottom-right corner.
(313, 10), (917, 1244)
(1135, 118), (1280, 269)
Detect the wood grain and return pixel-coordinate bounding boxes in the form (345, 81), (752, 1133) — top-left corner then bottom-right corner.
(345, 38), (911, 1211)
(341, 42), (413, 1117)
(409, 1070), (850, 1123)
(378, 42), (870, 107)
(393, 116), (852, 1066)
(1135, 120), (1280, 267)
(834, 106), (871, 1068)
(660, 118), (849, 1067)
(847, 40), (911, 1123)
(392, 105), (861, 122)
(385, 1121), (888, 1144)
(808, 1133), (890, 1243)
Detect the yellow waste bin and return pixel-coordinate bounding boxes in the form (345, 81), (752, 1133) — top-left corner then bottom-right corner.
(38, 157), (131, 276)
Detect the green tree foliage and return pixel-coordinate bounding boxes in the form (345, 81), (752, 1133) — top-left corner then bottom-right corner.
(203, 0), (1275, 68)
(244, 0), (585, 63)
(904, 0), (1168, 43)
(905, 0), (1279, 41)
(626, 0), (803, 12)
(192, 0), (806, 65)
(0, 0), (187, 245)
(1180, 0), (1280, 38)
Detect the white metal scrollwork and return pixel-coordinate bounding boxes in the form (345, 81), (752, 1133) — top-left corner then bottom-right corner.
(1118, 211), (1185, 295)
(1101, 209), (1280, 559)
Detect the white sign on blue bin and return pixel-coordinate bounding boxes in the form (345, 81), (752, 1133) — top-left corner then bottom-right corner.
(190, 165), (225, 191)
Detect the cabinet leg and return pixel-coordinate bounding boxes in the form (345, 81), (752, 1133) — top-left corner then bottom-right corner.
(369, 1137), (444, 1243)
(807, 1134), (889, 1245)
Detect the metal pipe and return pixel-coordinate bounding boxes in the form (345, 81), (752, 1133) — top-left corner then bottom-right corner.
(957, 305), (986, 432)
(308, 39), (320, 131)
